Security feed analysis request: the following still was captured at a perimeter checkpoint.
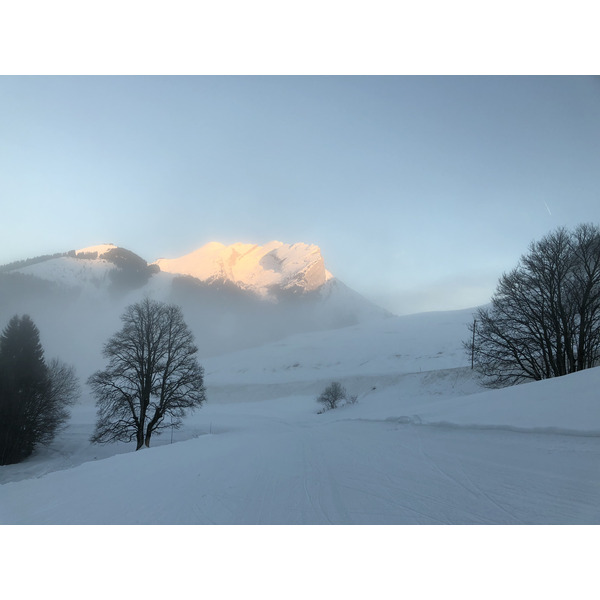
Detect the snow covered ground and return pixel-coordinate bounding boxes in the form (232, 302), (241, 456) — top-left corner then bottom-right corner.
(1, 307), (599, 525)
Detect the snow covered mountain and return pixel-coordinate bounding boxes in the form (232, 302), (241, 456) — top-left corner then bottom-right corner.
(155, 241), (333, 298)
(0, 240), (389, 367)
(1, 240), (377, 308)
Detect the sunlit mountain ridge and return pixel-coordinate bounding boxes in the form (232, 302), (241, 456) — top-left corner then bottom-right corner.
(155, 241), (333, 298)
(0, 241), (390, 370)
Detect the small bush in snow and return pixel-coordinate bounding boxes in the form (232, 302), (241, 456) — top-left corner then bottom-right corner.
(317, 381), (346, 411)
(347, 394), (359, 405)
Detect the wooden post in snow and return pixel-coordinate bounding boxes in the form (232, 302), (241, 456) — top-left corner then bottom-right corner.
(471, 318), (477, 369)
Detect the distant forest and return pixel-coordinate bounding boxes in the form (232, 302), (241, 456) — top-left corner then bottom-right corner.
(0, 251), (77, 273)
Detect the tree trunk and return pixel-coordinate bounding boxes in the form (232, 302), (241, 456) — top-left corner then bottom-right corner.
(135, 429), (144, 450)
(144, 408), (164, 448)
(144, 417), (157, 447)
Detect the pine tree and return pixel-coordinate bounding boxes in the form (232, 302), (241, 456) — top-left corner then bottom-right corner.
(0, 315), (78, 465)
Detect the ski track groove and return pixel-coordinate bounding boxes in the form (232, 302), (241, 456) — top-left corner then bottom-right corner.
(414, 426), (524, 524)
(365, 466), (453, 525)
(454, 456), (525, 525)
(313, 445), (334, 525)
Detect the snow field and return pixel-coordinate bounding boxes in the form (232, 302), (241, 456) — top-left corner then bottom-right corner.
(1, 362), (599, 524)
(1, 306), (599, 526)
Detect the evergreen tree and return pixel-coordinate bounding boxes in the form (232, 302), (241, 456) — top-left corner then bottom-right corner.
(0, 315), (78, 465)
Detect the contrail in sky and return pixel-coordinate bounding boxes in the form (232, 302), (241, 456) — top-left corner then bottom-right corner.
(543, 201), (552, 216)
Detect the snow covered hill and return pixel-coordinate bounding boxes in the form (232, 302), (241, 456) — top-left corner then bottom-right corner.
(1, 305), (599, 525)
(1, 242), (160, 297)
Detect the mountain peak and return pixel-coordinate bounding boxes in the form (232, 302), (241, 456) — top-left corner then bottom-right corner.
(155, 241), (332, 297)
(76, 244), (118, 258)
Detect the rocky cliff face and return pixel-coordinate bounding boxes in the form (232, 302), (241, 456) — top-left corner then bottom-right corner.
(155, 241), (332, 298)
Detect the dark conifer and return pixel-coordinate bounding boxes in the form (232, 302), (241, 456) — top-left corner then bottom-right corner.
(0, 315), (78, 465)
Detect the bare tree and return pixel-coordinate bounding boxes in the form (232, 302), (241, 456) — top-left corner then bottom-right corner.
(466, 224), (600, 388)
(89, 298), (206, 450)
(317, 381), (347, 411)
(347, 393), (359, 405)
(30, 359), (79, 447)
(569, 223), (600, 370)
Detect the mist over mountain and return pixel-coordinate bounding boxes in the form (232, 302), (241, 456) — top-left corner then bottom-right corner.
(0, 241), (390, 379)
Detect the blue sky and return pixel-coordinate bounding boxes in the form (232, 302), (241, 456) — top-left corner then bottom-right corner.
(1, 75), (599, 314)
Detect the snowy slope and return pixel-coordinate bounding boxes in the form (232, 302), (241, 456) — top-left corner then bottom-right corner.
(1, 305), (599, 525)
(9, 243), (150, 296)
(203, 308), (473, 385)
(11, 254), (116, 293)
(1, 369), (599, 524)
